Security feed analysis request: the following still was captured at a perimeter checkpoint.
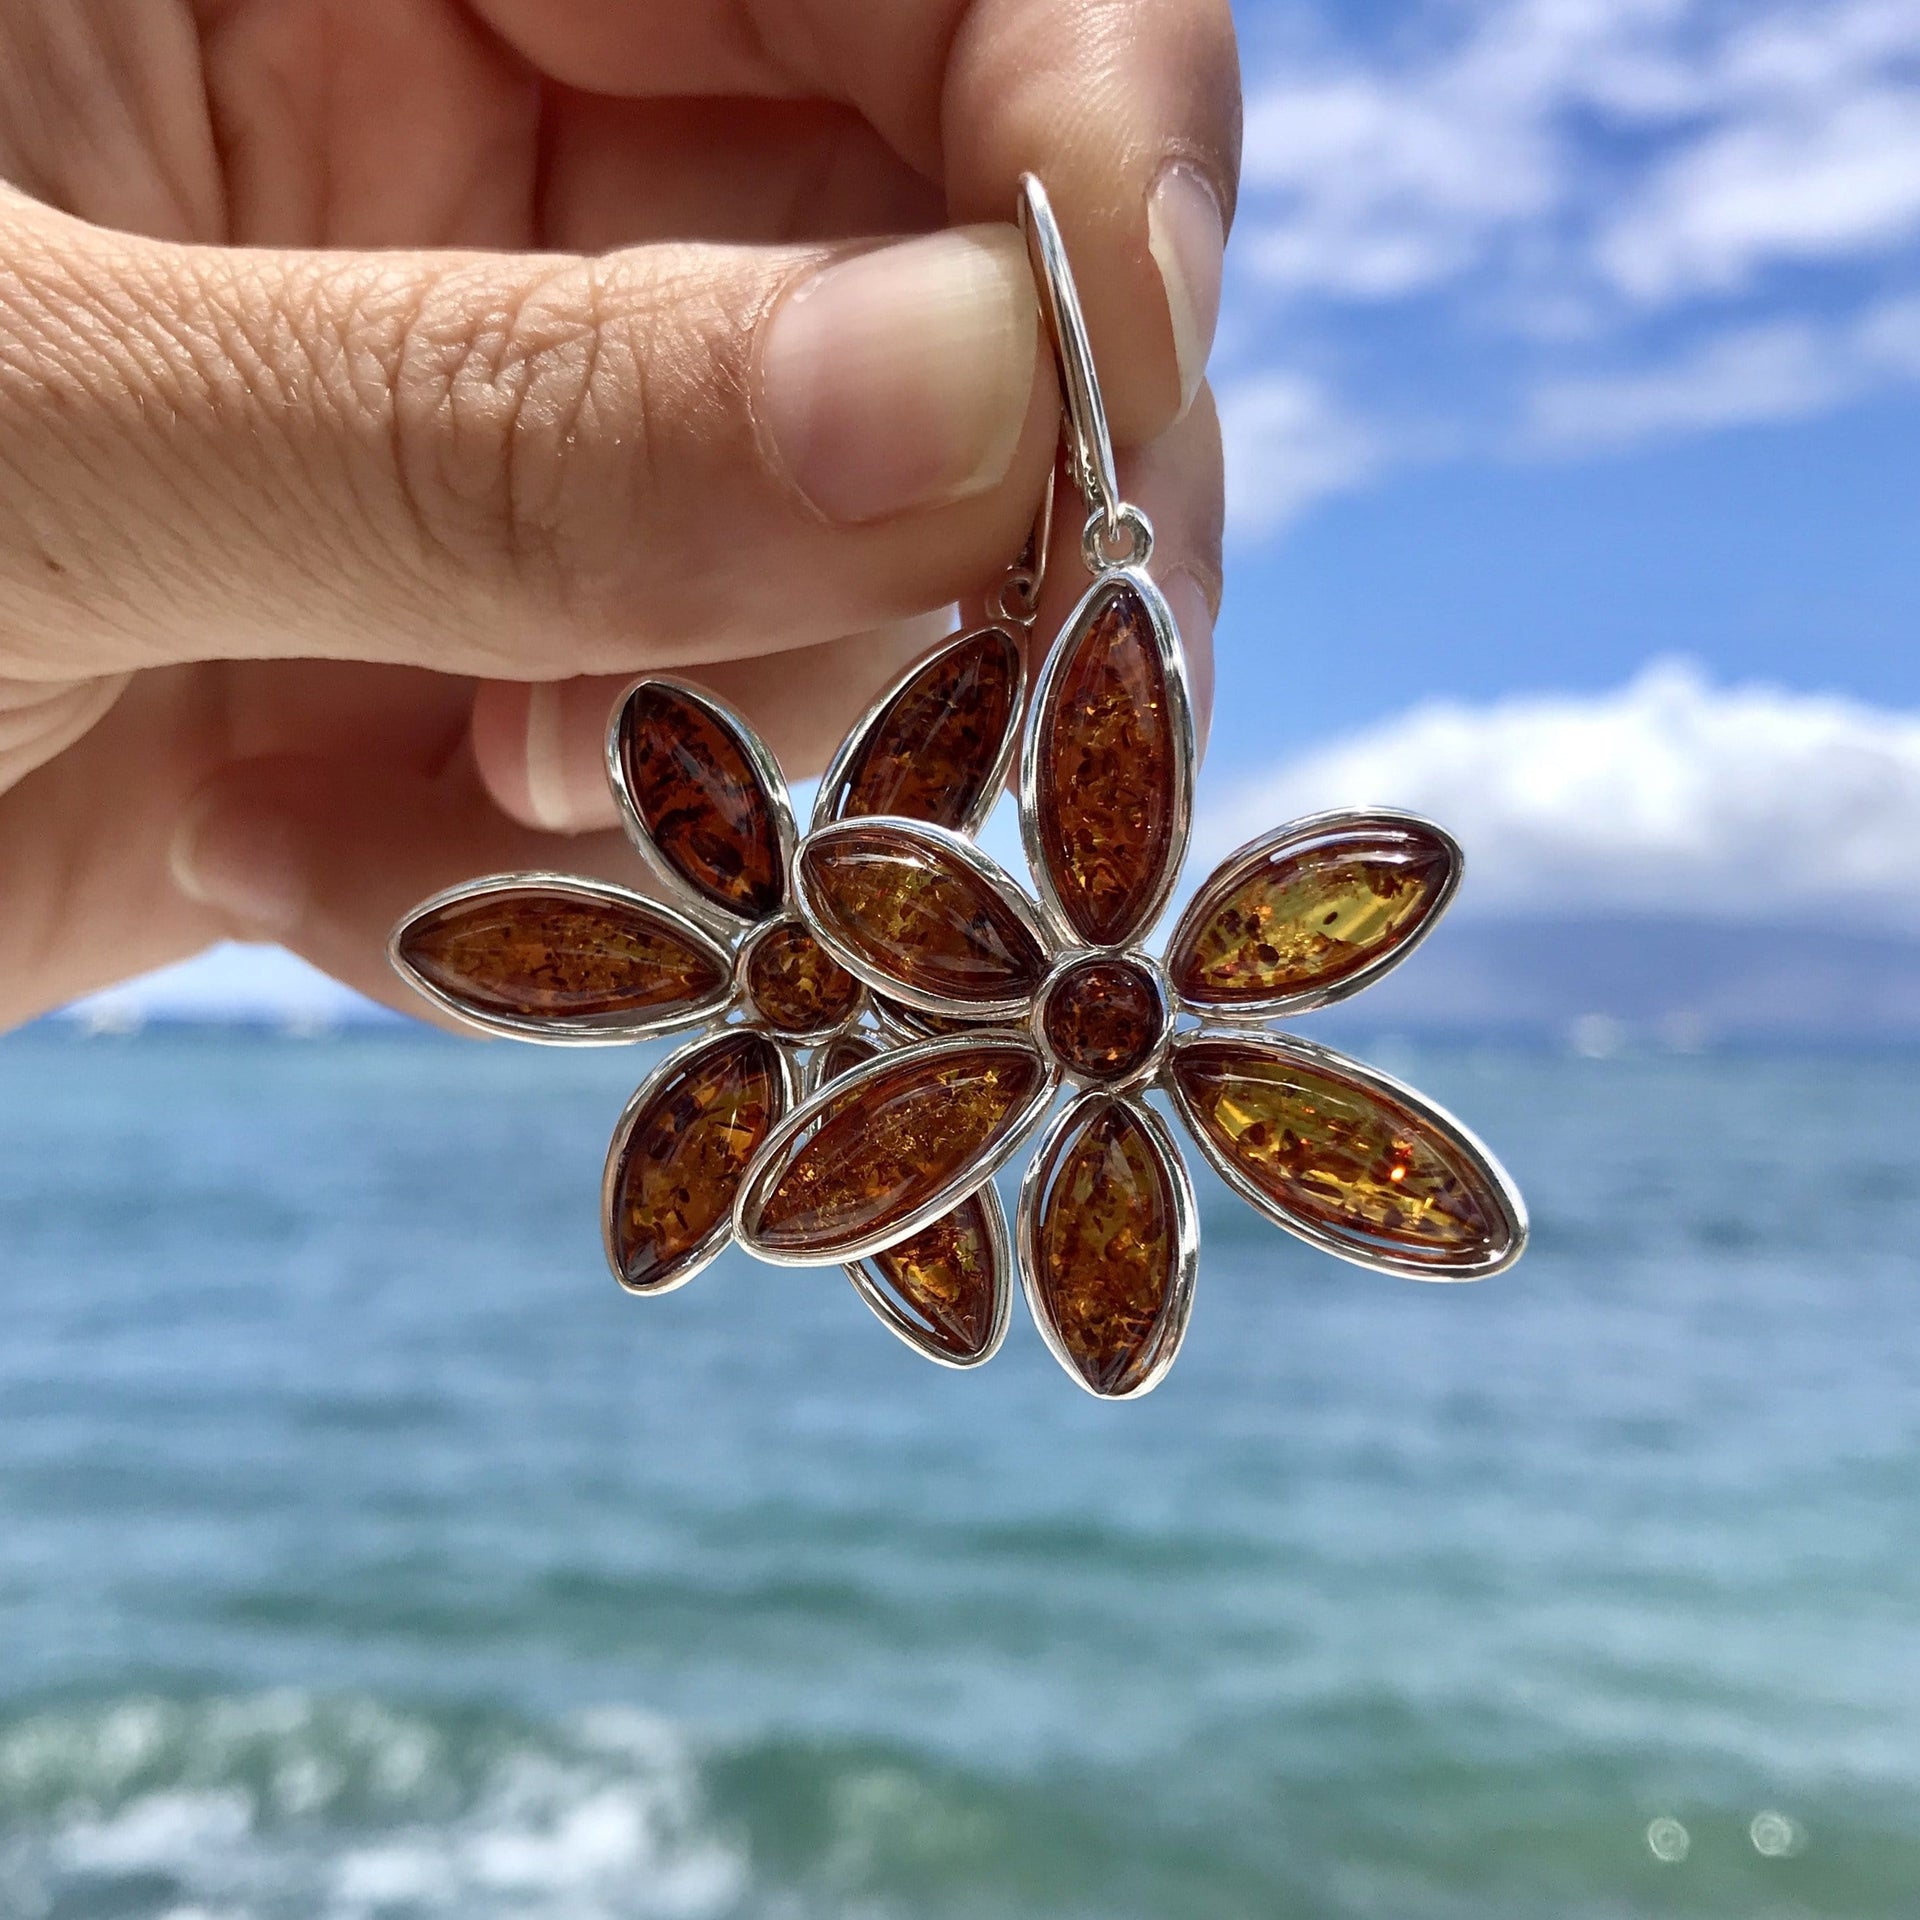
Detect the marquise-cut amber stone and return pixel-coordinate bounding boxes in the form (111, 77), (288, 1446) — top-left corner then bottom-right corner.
(1036, 583), (1180, 946)
(619, 683), (783, 918)
(750, 1043), (1046, 1256)
(836, 629), (1019, 830)
(798, 825), (1046, 1007)
(818, 1034), (1001, 1359)
(1173, 1038), (1511, 1266)
(1041, 956), (1164, 1082)
(398, 888), (727, 1022)
(608, 1032), (785, 1291)
(1171, 823), (1454, 1007)
(1034, 1103), (1179, 1396)
(870, 1194), (1000, 1360)
(743, 920), (861, 1035)
(874, 995), (988, 1040)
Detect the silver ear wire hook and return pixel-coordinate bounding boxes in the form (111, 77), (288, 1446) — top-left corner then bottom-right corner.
(1018, 173), (1152, 573)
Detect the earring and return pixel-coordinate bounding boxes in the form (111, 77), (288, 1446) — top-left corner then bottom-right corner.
(389, 176), (1528, 1401)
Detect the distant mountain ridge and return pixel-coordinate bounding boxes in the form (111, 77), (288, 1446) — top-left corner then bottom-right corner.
(1297, 915), (1920, 1047)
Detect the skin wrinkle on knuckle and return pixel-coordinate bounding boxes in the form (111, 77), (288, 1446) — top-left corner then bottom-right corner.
(381, 253), (674, 631)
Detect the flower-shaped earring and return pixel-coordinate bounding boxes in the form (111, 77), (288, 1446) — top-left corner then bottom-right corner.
(728, 177), (1526, 1398)
(389, 622), (1028, 1358)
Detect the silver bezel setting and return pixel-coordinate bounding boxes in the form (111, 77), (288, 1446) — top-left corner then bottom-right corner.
(1030, 946), (1174, 1096)
(791, 816), (1059, 1022)
(845, 1178), (1015, 1371)
(1167, 810), (1466, 1023)
(1164, 1027), (1529, 1280)
(808, 625), (1027, 839)
(1016, 1091), (1200, 1401)
(600, 1029), (801, 1295)
(731, 912), (867, 1046)
(1017, 564), (1198, 952)
(605, 673), (800, 933)
(732, 1029), (1060, 1266)
(388, 873), (738, 1046)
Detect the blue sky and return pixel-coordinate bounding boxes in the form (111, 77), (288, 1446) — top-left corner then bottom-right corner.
(73, 0), (1920, 1020)
(1210, 0), (1920, 759)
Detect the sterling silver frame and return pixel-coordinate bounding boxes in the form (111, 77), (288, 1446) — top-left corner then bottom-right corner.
(732, 1028), (1061, 1266)
(605, 674), (800, 935)
(1017, 563), (1198, 953)
(1016, 1090), (1200, 1400)
(791, 817), (1061, 1022)
(1164, 1027), (1529, 1280)
(730, 912), (868, 1046)
(809, 625), (1027, 839)
(846, 1179), (1015, 1371)
(1029, 944), (1175, 1097)
(1165, 810), (1466, 1023)
(388, 873), (736, 1045)
(601, 1029), (803, 1295)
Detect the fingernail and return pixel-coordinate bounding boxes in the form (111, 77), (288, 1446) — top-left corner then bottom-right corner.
(522, 682), (576, 831)
(170, 790), (304, 934)
(1147, 165), (1225, 417)
(761, 227), (1037, 525)
(1163, 569), (1216, 759)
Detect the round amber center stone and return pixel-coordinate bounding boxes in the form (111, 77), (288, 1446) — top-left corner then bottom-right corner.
(744, 922), (860, 1035)
(1041, 956), (1164, 1082)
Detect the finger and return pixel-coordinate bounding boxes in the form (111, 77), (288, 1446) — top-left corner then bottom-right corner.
(472, 0), (1241, 440)
(539, 94), (943, 252)
(169, 748), (641, 1020)
(1027, 382), (1223, 754)
(469, 607), (956, 833)
(0, 191), (1054, 684)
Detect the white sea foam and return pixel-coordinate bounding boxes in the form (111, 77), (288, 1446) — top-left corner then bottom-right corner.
(0, 1695), (748, 1920)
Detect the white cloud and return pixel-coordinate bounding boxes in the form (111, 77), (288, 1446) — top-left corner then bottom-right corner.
(1217, 372), (1380, 533)
(1601, 88), (1920, 298)
(1524, 293), (1920, 446)
(1205, 661), (1920, 928)
(1239, 0), (1920, 309)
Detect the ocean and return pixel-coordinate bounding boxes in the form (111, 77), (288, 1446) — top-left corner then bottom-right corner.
(0, 1027), (1914, 1918)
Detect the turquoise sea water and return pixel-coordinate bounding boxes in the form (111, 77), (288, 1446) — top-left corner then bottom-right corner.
(0, 1028), (1915, 1917)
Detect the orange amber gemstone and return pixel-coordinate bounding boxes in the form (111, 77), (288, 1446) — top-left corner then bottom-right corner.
(398, 887), (727, 1023)
(747, 1042), (1047, 1256)
(874, 995), (990, 1040)
(797, 824), (1046, 1008)
(1033, 1102), (1180, 1396)
(607, 1032), (786, 1291)
(619, 683), (783, 918)
(743, 920), (861, 1035)
(836, 628), (1019, 829)
(1172, 1037), (1513, 1268)
(1040, 956), (1164, 1082)
(1035, 582), (1181, 946)
(868, 1192), (1001, 1360)
(816, 1032), (1002, 1358)
(1171, 821), (1455, 1008)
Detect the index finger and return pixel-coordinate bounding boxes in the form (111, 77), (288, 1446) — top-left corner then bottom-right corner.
(467, 0), (1240, 444)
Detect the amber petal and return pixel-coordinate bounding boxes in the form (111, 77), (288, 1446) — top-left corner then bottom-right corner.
(604, 1032), (788, 1292)
(1170, 1034), (1525, 1276)
(1029, 575), (1191, 947)
(393, 881), (732, 1038)
(615, 680), (787, 919)
(737, 1036), (1053, 1261)
(796, 821), (1049, 1013)
(819, 627), (1022, 833)
(1023, 1098), (1192, 1398)
(858, 1186), (1008, 1365)
(1169, 816), (1459, 1013)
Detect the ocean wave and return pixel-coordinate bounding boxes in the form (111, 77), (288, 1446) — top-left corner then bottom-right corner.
(0, 1694), (745, 1920)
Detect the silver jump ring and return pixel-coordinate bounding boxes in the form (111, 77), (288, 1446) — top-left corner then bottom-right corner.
(1019, 174), (1126, 547)
(1081, 503), (1153, 574)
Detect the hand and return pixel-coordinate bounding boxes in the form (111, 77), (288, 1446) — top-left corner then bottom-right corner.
(0, 0), (1235, 1027)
